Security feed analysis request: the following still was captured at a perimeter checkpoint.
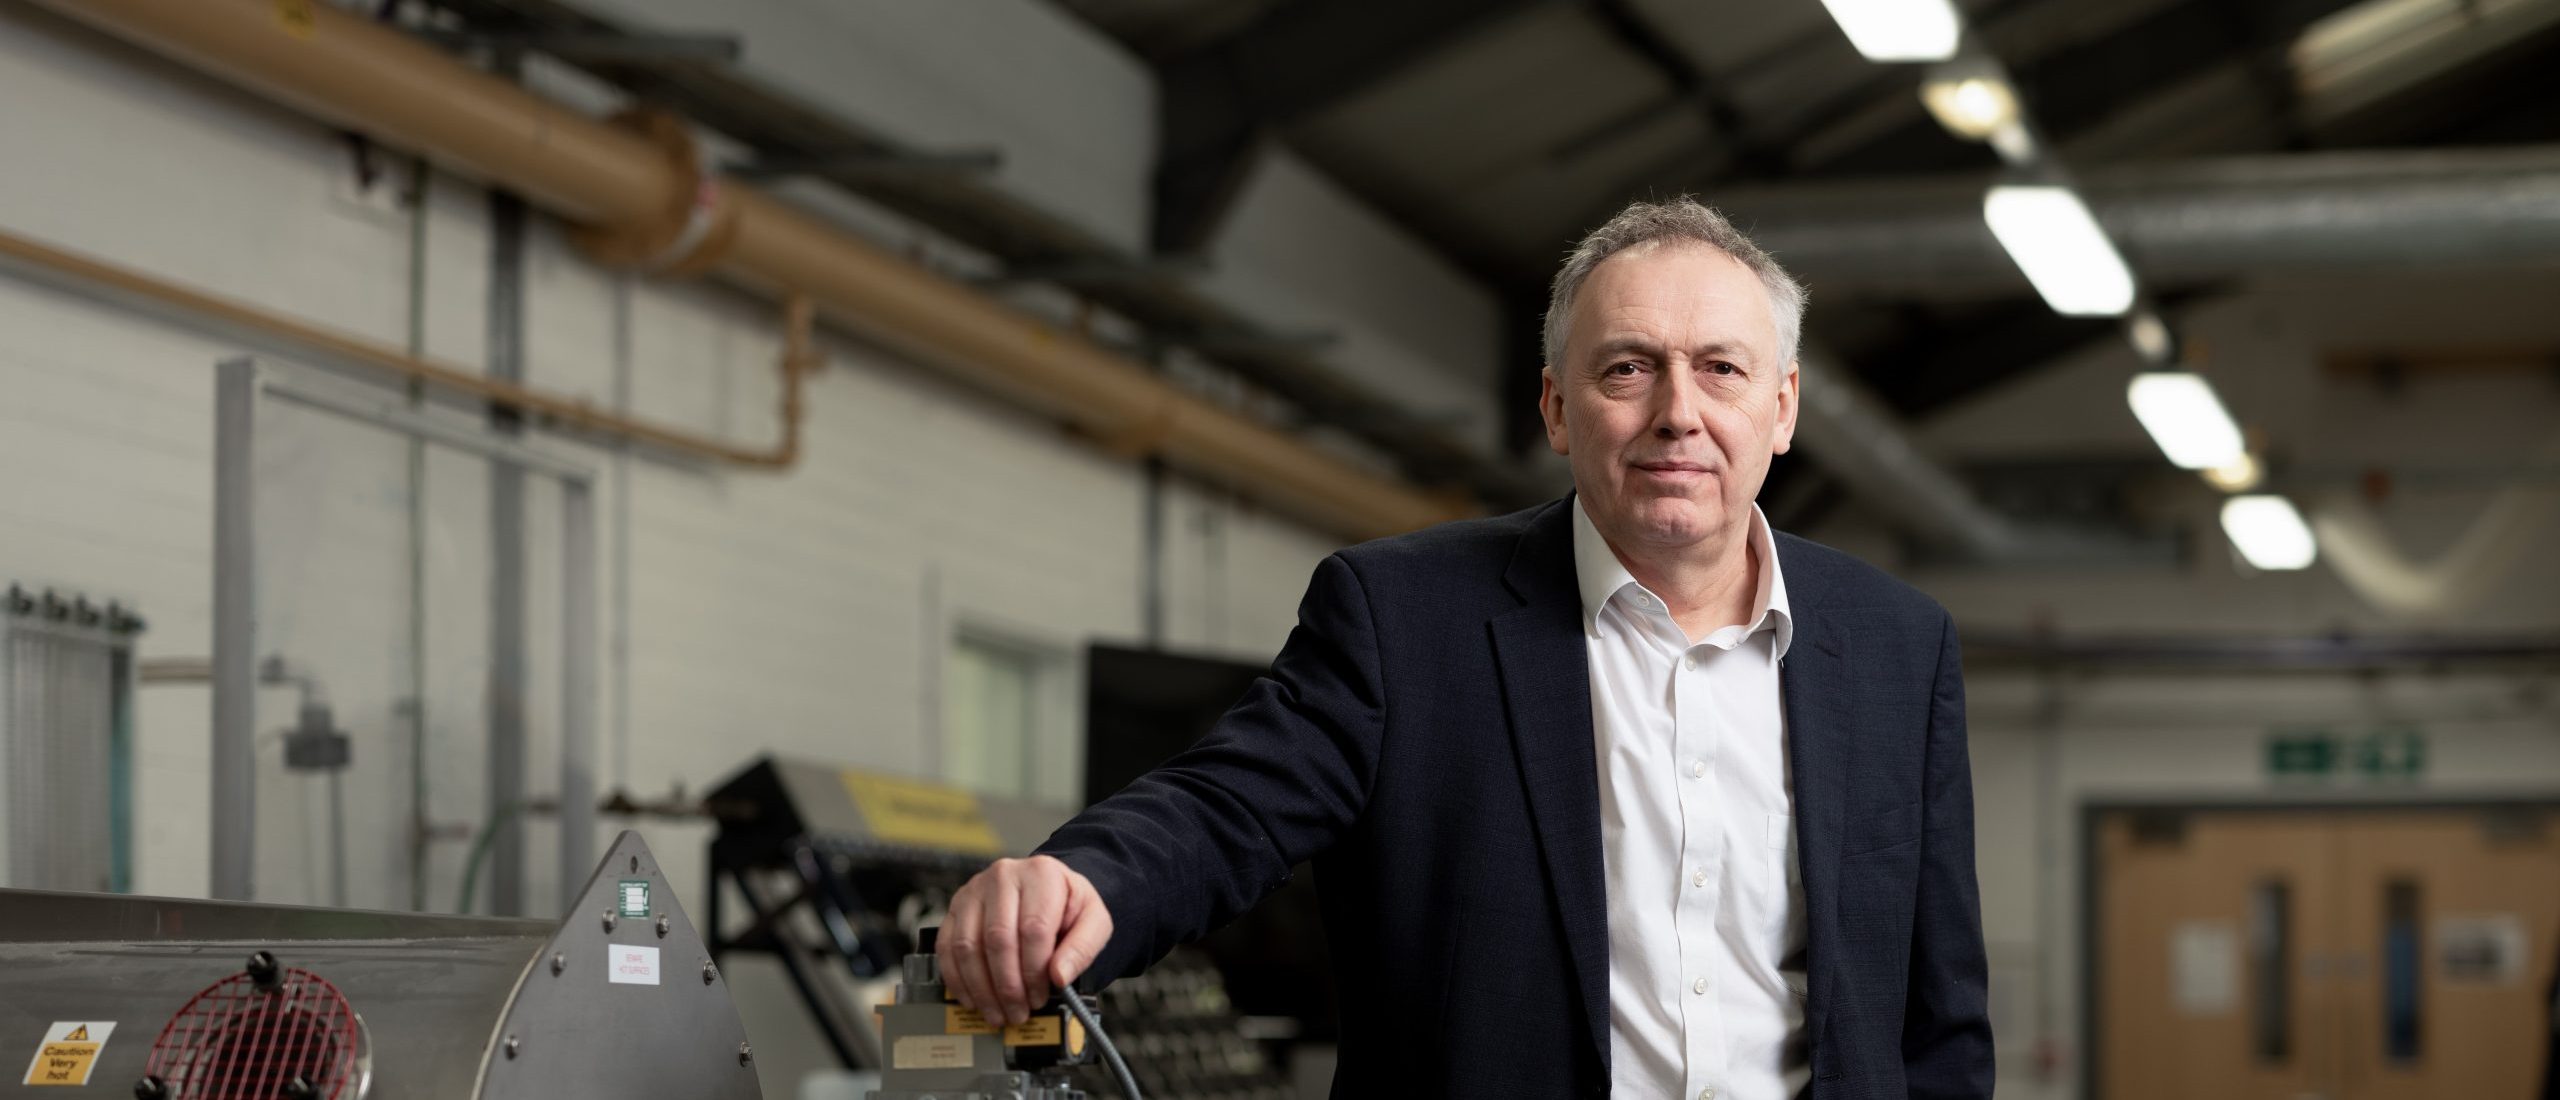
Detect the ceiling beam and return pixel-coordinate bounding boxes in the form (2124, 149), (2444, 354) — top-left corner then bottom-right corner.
(1150, 0), (1559, 254)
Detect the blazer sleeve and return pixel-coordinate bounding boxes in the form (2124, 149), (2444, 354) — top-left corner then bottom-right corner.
(1034, 552), (1386, 984)
(1904, 609), (1997, 1098)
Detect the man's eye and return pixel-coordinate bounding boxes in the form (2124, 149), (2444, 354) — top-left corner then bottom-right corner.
(1707, 362), (1739, 376)
(1607, 361), (1644, 376)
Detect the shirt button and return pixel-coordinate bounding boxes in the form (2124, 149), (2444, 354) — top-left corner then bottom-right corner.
(1691, 977), (1707, 995)
(1693, 870), (1707, 888)
(1683, 654), (1699, 671)
(1700, 1089), (1716, 1100)
(1690, 760), (1706, 779)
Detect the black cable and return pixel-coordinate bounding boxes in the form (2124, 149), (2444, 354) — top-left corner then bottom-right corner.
(1059, 984), (1140, 1100)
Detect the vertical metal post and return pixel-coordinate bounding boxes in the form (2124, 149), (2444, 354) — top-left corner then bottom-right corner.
(559, 481), (597, 907)
(486, 178), (529, 916)
(211, 357), (259, 900)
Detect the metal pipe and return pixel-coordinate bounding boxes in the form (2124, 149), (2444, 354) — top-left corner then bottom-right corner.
(0, 229), (805, 467)
(559, 481), (598, 913)
(25, 0), (1464, 540)
(487, 175), (529, 919)
(211, 357), (259, 900)
(1719, 146), (2560, 297)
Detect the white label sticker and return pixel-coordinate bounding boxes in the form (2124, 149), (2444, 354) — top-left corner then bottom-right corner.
(23, 1021), (115, 1087)
(608, 944), (661, 985)
(2170, 920), (2239, 1016)
(892, 1034), (975, 1070)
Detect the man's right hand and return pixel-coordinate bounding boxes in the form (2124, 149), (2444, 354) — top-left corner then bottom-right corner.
(940, 854), (1114, 1026)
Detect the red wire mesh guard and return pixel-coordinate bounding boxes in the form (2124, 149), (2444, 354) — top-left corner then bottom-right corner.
(142, 962), (359, 1100)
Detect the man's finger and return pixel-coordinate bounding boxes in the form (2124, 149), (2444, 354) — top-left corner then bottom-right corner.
(1050, 876), (1114, 990)
(1016, 861), (1068, 1010)
(941, 886), (989, 1013)
(984, 866), (1027, 1025)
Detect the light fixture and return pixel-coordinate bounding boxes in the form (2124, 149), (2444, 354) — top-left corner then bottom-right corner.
(2125, 309), (2176, 364)
(2127, 371), (2246, 470)
(2221, 494), (2318, 570)
(1983, 184), (2138, 316)
(2202, 452), (2264, 493)
(1921, 72), (2020, 141)
(1818, 0), (1963, 62)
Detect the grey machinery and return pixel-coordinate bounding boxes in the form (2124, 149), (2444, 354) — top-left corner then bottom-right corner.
(0, 831), (759, 1100)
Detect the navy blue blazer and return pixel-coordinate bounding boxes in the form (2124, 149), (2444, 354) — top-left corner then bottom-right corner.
(1040, 497), (1994, 1098)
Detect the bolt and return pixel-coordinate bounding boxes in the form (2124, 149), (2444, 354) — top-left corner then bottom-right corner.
(656, 915), (671, 938)
(504, 1036), (521, 1060)
(702, 960), (718, 984)
(629, 856), (639, 873)
(282, 1076), (315, 1099)
(738, 1041), (753, 1065)
(245, 950), (282, 992)
(602, 910), (618, 932)
(133, 1075), (170, 1100)
(550, 953), (565, 976)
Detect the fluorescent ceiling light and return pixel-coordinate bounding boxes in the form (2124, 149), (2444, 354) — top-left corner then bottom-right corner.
(1818, 0), (1964, 62)
(1983, 185), (2138, 316)
(2127, 371), (2246, 470)
(2221, 495), (2319, 570)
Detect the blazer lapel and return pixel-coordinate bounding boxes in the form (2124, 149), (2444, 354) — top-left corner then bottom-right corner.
(1777, 557), (1856, 1054)
(1488, 500), (1611, 1070)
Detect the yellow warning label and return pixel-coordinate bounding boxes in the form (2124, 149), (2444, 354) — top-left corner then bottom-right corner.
(944, 1005), (998, 1035)
(274, 0), (317, 40)
(1066, 1016), (1086, 1057)
(839, 771), (1004, 855)
(1002, 1016), (1064, 1047)
(22, 1022), (115, 1087)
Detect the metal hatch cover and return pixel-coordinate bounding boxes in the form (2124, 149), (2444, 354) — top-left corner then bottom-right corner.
(473, 830), (760, 1100)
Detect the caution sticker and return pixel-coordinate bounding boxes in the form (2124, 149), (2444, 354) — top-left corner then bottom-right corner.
(944, 1006), (999, 1035)
(23, 1022), (114, 1087)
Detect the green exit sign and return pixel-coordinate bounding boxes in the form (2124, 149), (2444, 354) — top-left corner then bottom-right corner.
(2267, 727), (2424, 782)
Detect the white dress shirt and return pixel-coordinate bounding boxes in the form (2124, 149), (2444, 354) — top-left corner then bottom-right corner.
(1574, 498), (1809, 1100)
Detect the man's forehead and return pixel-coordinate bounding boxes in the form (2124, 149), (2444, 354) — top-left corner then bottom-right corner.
(1576, 245), (1776, 350)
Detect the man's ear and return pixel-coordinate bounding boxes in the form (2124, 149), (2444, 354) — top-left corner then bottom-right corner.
(1539, 368), (1570, 456)
(1772, 360), (1799, 456)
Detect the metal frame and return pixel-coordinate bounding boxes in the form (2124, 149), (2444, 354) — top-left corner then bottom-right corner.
(2074, 794), (2560, 1100)
(210, 357), (597, 909)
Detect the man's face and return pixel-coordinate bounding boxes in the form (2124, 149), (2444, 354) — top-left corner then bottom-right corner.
(1541, 243), (1798, 556)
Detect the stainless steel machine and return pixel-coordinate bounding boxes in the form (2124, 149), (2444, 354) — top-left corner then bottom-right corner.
(0, 831), (759, 1100)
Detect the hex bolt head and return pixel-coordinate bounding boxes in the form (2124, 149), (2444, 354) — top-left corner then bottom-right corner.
(655, 915), (671, 938)
(282, 1076), (315, 1099)
(133, 1075), (170, 1100)
(702, 960), (719, 984)
(504, 1036), (521, 1060)
(550, 953), (566, 976)
(737, 1041), (753, 1065)
(602, 911), (618, 932)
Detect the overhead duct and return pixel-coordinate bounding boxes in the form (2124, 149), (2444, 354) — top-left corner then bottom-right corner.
(1718, 146), (2560, 298)
(2307, 433), (2560, 619)
(1792, 357), (2139, 564)
(27, 0), (1468, 542)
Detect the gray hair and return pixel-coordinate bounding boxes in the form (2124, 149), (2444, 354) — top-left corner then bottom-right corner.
(1542, 197), (1806, 372)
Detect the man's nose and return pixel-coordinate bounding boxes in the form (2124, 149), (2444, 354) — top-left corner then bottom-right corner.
(1651, 367), (1704, 437)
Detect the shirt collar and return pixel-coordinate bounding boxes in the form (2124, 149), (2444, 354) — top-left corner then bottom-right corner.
(1570, 495), (1793, 658)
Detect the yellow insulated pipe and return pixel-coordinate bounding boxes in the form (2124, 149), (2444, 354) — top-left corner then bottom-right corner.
(32, 0), (1469, 540)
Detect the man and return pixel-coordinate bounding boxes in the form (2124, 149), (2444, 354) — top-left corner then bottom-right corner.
(939, 199), (1994, 1098)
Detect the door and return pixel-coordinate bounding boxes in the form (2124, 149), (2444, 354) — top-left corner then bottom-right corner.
(2100, 812), (2340, 1099)
(2332, 811), (2560, 1100)
(2097, 805), (2560, 1100)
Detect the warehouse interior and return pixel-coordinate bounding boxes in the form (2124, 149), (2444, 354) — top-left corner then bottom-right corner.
(1, 0), (2557, 1097)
